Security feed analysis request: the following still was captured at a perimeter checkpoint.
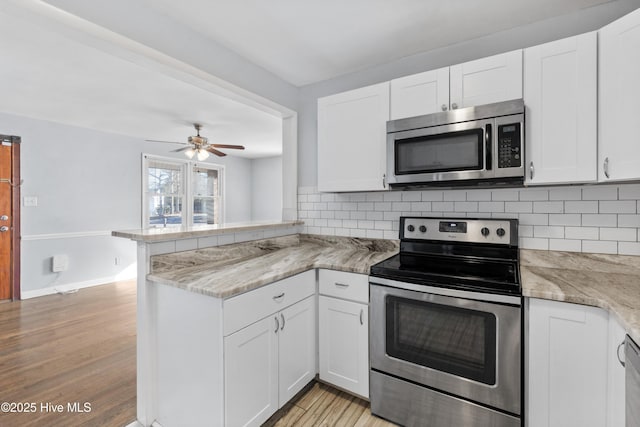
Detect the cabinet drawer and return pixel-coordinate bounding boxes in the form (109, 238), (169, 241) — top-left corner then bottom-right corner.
(319, 269), (369, 304)
(223, 270), (315, 336)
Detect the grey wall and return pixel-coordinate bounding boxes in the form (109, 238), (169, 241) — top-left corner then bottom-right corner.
(251, 156), (283, 221)
(0, 111), (253, 294)
(297, 0), (640, 187)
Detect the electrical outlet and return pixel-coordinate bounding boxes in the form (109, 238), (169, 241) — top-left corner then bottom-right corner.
(52, 254), (69, 272)
(23, 196), (38, 207)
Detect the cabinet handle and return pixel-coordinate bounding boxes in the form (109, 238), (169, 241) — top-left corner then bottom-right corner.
(485, 124), (492, 171)
(280, 313), (285, 331)
(273, 293), (285, 301)
(604, 157), (610, 179)
(451, 103), (458, 110)
(617, 341), (626, 367)
(360, 308), (364, 325)
(335, 282), (350, 288)
(382, 174), (386, 188)
(441, 104), (448, 111)
(274, 316), (279, 334)
(529, 161), (534, 180)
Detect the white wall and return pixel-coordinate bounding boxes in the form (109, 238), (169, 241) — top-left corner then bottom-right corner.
(299, 184), (640, 255)
(297, 0), (640, 187)
(0, 111), (253, 295)
(251, 156), (283, 221)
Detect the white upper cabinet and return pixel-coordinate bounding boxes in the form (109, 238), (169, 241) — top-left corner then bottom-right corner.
(450, 50), (523, 108)
(317, 82), (390, 192)
(524, 32), (597, 185)
(599, 8), (640, 182)
(390, 67), (449, 119)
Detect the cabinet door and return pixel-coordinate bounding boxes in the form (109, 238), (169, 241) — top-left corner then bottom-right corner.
(390, 67), (449, 119)
(225, 316), (278, 427)
(599, 8), (640, 182)
(278, 295), (316, 406)
(527, 298), (608, 427)
(450, 50), (522, 108)
(524, 32), (597, 185)
(607, 315), (627, 427)
(317, 82), (389, 192)
(319, 296), (369, 398)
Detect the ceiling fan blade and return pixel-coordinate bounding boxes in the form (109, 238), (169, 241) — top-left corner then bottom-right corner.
(205, 147), (227, 157)
(171, 146), (192, 153)
(210, 144), (245, 150)
(145, 139), (185, 145)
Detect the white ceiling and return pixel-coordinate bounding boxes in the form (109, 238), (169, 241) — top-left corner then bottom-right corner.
(0, 0), (615, 157)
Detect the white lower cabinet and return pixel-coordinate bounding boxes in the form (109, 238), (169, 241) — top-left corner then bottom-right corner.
(527, 298), (609, 427)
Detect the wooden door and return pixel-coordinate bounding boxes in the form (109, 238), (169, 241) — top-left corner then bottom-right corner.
(0, 135), (19, 301)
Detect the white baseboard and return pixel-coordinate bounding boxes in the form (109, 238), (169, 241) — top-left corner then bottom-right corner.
(21, 272), (137, 300)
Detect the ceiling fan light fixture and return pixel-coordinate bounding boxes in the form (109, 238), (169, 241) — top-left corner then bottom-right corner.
(184, 147), (196, 159)
(196, 148), (210, 161)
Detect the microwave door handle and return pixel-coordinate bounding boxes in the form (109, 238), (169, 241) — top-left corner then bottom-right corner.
(485, 124), (492, 171)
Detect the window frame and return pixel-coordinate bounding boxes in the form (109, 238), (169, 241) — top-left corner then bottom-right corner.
(142, 154), (225, 228)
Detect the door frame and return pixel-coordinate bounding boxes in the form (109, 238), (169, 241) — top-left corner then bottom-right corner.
(1, 135), (21, 301)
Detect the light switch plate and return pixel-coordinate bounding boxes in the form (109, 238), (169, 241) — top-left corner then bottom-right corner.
(23, 196), (38, 207)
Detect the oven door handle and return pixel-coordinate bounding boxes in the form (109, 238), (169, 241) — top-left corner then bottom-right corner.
(485, 124), (492, 171)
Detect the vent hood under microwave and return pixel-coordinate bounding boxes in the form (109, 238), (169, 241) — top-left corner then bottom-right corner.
(386, 99), (525, 188)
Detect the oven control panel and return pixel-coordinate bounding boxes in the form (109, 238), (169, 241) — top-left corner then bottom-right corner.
(401, 217), (517, 245)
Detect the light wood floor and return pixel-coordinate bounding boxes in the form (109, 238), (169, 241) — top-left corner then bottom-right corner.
(0, 281), (395, 427)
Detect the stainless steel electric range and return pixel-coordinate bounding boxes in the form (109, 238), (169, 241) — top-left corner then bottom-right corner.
(369, 216), (522, 427)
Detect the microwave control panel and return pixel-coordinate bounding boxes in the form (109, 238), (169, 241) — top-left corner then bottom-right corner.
(497, 123), (522, 169)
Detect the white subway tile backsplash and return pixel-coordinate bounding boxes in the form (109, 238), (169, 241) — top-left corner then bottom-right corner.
(534, 226), (564, 239)
(492, 190), (519, 201)
(549, 187), (582, 201)
(565, 226), (599, 240)
(421, 190), (444, 201)
(505, 202), (532, 213)
(444, 190), (466, 201)
(455, 202), (478, 212)
(619, 215), (640, 227)
(582, 240), (618, 254)
(401, 191), (422, 202)
(582, 214), (617, 227)
(548, 214), (581, 226)
(520, 190), (549, 201)
(466, 190), (492, 201)
(549, 239), (581, 252)
(582, 186), (617, 200)
(619, 184), (640, 200)
(599, 228), (637, 242)
(176, 238), (198, 252)
(218, 234), (236, 245)
(478, 202), (505, 212)
(301, 183), (640, 256)
(565, 201), (598, 214)
(619, 242), (640, 256)
(533, 201), (563, 214)
(599, 200), (636, 214)
(520, 237), (549, 250)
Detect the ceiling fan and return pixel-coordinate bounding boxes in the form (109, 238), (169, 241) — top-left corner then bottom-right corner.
(146, 123), (245, 160)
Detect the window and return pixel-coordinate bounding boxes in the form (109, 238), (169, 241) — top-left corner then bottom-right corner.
(143, 155), (224, 228)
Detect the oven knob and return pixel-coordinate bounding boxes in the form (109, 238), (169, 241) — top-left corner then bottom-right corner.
(407, 225), (415, 232)
(419, 225), (427, 233)
(481, 227), (490, 237)
(496, 227), (506, 237)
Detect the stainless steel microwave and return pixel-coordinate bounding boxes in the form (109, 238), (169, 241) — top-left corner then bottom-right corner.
(386, 99), (525, 187)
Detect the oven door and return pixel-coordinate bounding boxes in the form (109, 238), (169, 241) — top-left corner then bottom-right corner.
(386, 118), (495, 185)
(370, 280), (521, 415)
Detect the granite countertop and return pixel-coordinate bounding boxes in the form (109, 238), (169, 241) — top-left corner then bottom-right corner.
(521, 249), (640, 344)
(112, 220), (303, 242)
(147, 234), (399, 299)
(147, 235), (640, 343)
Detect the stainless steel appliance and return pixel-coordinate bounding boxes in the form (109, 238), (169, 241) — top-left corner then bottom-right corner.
(627, 335), (640, 427)
(369, 216), (522, 427)
(386, 99), (524, 187)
